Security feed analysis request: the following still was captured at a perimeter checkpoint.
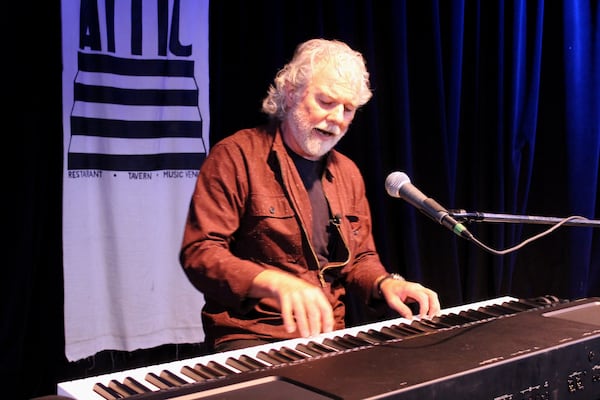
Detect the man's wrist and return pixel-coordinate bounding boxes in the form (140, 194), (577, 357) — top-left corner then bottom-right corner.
(376, 273), (405, 297)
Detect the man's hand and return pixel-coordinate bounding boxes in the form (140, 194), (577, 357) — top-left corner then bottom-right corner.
(378, 277), (441, 319)
(251, 270), (335, 337)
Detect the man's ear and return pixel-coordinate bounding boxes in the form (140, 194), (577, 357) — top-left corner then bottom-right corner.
(285, 84), (297, 108)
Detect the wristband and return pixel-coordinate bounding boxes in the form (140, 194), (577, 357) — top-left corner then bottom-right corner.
(377, 273), (404, 297)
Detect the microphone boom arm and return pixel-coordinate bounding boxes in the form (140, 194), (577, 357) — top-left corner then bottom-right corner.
(448, 210), (600, 228)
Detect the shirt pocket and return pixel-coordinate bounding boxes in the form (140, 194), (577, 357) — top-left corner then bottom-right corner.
(344, 212), (370, 246)
(247, 194), (295, 219)
(240, 194), (303, 263)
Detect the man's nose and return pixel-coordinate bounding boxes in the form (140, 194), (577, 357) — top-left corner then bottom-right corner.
(327, 104), (345, 124)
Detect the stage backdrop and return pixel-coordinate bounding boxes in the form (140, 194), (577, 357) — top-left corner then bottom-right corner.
(61, 0), (208, 361)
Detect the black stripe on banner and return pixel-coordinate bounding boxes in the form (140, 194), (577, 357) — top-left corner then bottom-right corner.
(73, 83), (199, 106)
(77, 52), (195, 77)
(70, 117), (203, 139)
(68, 152), (206, 171)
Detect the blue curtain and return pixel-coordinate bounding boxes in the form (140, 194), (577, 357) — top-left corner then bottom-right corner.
(209, 0), (600, 312)
(562, 0), (600, 296)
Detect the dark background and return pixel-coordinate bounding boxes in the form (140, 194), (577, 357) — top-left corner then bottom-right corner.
(6, 1), (599, 399)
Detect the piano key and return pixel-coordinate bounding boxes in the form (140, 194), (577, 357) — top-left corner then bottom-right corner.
(380, 326), (410, 339)
(296, 340), (337, 356)
(294, 342), (324, 357)
(278, 346), (311, 361)
(160, 370), (188, 386)
(180, 365), (209, 382)
(122, 377), (152, 394)
(322, 337), (354, 351)
(206, 360), (237, 376)
(267, 348), (298, 363)
(107, 379), (138, 397)
(342, 334), (373, 347)
(499, 300), (534, 312)
(497, 302), (530, 313)
(92, 382), (122, 400)
(485, 304), (519, 316)
(419, 318), (453, 329)
(389, 323), (426, 335)
(144, 372), (177, 390)
(460, 309), (495, 320)
(256, 350), (287, 365)
(224, 356), (261, 372)
(237, 354), (270, 369)
(409, 320), (442, 332)
(436, 312), (478, 324)
(357, 329), (397, 343)
(475, 306), (506, 317)
(192, 363), (227, 379)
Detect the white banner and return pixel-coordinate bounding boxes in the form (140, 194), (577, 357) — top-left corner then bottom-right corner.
(61, 0), (208, 361)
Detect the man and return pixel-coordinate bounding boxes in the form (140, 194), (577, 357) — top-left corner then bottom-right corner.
(180, 38), (440, 353)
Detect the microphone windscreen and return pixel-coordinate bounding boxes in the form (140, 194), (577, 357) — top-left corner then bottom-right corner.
(385, 171), (411, 198)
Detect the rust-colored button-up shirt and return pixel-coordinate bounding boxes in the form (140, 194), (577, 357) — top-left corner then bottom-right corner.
(180, 122), (388, 348)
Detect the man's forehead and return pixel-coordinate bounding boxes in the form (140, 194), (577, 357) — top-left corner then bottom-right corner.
(310, 69), (359, 105)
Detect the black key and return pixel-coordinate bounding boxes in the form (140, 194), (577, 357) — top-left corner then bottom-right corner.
(342, 334), (372, 347)
(483, 304), (516, 316)
(145, 372), (177, 389)
(460, 309), (494, 321)
(206, 361), (237, 376)
(238, 354), (269, 368)
(256, 350), (286, 365)
(322, 337), (353, 351)
(390, 323), (425, 335)
(330, 336), (359, 350)
(225, 356), (258, 372)
(379, 326), (408, 339)
(279, 346), (310, 361)
(416, 318), (452, 330)
(364, 329), (397, 341)
(268, 348), (298, 362)
(123, 377), (152, 394)
(495, 303), (524, 314)
(160, 370), (187, 386)
(181, 365), (209, 382)
(193, 363), (225, 379)
(476, 306), (504, 317)
(409, 320), (440, 332)
(93, 382), (122, 400)
(108, 379), (138, 397)
(437, 312), (477, 325)
(297, 341), (337, 356)
(501, 301), (535, 312)
(295, 343), (323, 357)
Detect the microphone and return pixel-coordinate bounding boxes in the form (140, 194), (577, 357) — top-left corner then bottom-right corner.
(385, 171), (473, 240)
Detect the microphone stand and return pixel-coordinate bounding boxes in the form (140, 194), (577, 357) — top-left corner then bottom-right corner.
(448, 210), (600, 228)
(446, 210), (598, 255)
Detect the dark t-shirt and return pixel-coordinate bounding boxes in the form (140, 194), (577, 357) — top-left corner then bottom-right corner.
(288, 149), (332, 267)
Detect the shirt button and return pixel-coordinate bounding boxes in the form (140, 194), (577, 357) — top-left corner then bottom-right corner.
(269, 206), (275, 214)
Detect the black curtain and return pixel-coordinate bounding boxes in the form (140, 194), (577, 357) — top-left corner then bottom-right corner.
(8, 1), (599, 399)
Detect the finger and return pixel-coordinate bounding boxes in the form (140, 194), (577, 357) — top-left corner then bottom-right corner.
(306, 304), (323, 337)
(280, 294), (297, 333)
(306, 296), (335, 336)
(386, 295), (414, 319)
(320, 301), (335, 333)
(290, 294), (310, 337)
(425, 290), (441, 317)
(414, 290), (440, 318)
